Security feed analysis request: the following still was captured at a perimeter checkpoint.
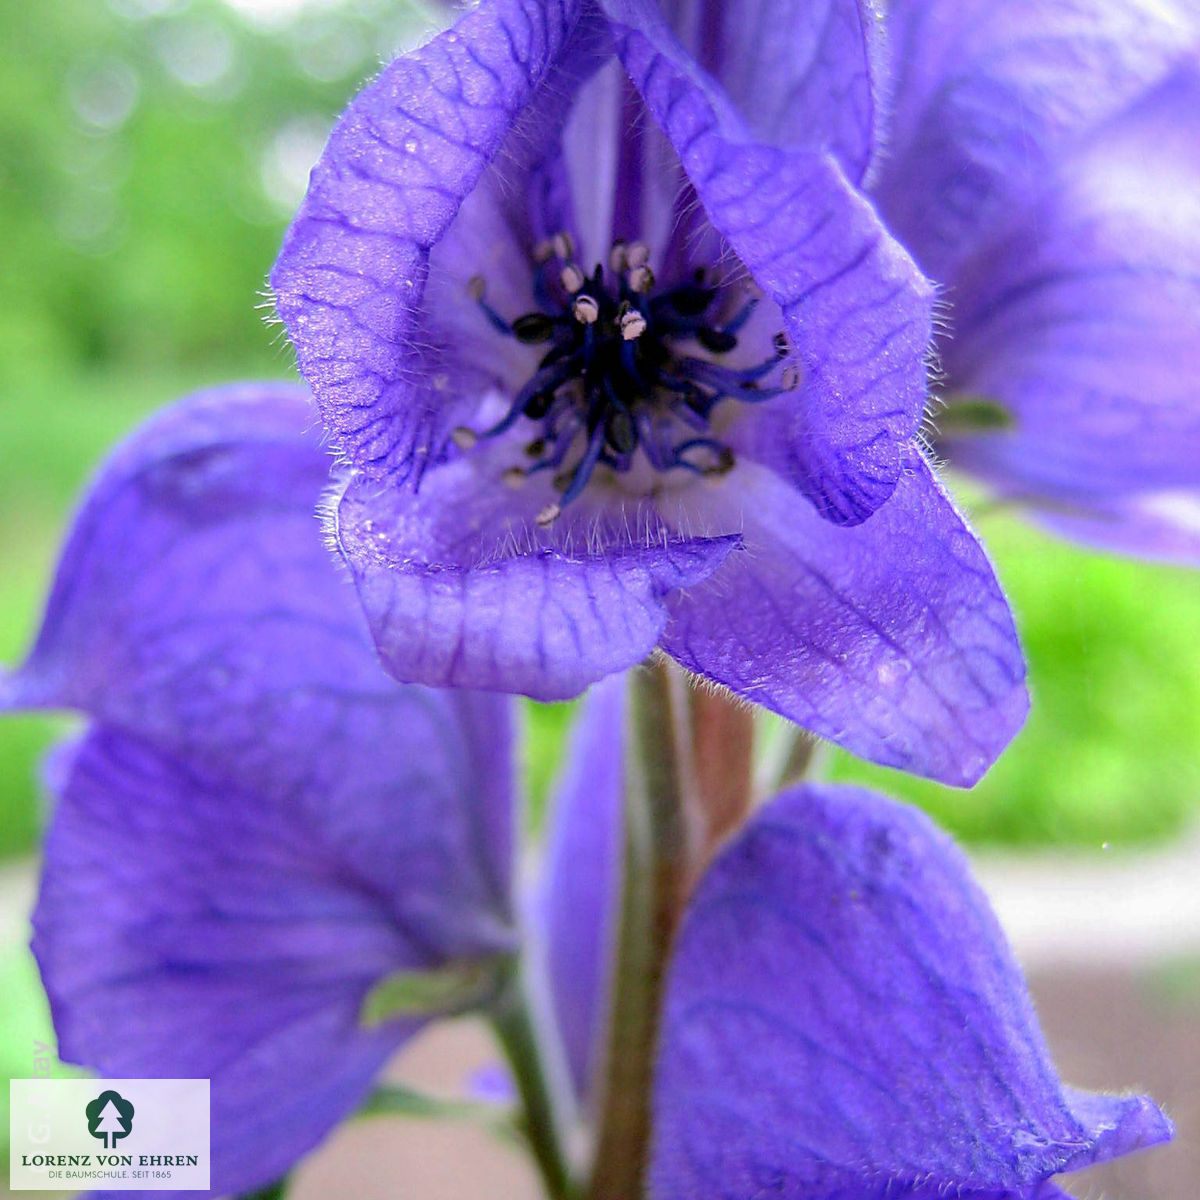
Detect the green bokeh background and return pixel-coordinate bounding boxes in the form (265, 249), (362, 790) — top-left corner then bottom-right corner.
(1, 0), (1198, 1184)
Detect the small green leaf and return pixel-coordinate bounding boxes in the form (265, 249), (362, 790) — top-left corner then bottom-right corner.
(359, 957), (509, 1028)
(359, 1083), (513, 1126)
(936, 396), (1016, 435)
(238, 1180), (288, 1200)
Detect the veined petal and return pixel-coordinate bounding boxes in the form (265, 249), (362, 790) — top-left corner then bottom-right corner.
(5, 382), (516, 958)
(659, 454), (1027, 786)
(333, 450), (740, 700)
(270, 0), (610, 487)
(603, 0), (934, 525)
(33, 729), (418, 1197)
(877, 0), (1196, 282)
(651, 783), (1173, 1199)
(662, 0), (889, 183)
(531, 676), (626, 1103)
(941, 67), (1200, 512)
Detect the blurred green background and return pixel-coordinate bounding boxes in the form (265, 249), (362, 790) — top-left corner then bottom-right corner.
(1, 0), (1199, 1181)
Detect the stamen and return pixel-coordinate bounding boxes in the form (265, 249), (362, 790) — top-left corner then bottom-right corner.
(557, 424), (607, 508)
(606, 408), (636, 456)
(512, 313), (557, 344)
(672, 438), (735, 477)
(626, 241), (650, 269)
(697, 327), (737, 354)
(682, 354), (781, 391)
(619, 308), (648, 341)
(572, 294), (600, 324)
(721, 296), (759, 336)
(467, 275), (518, 337)
(705, 447), (736, 477)
(628, 265), (655, 294)
(468, 244), (792, 515)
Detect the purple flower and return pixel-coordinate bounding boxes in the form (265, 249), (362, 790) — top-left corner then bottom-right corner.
(873, 2), (1200, 563)
(537, 684), (1174, 1197)
(1, 384), (516, 1196)
(270, 0), (1029, 787)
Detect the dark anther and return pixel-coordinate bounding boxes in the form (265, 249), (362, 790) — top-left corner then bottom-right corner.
(706, 446), (736, 476)
(661, 284), (716, 317)
(606, 409), (636, 456)
(512, 313), (557, 344)
(697, 327), (738, 354)
(524, 391), (555, 420)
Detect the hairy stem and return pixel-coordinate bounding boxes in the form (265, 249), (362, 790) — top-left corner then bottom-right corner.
(688, 683), (756, 873)
(492, 963), (578, 1200)
(587, 656), (695, 1200)
(773, 728), (823, 793)
(755, 715), (826, 799)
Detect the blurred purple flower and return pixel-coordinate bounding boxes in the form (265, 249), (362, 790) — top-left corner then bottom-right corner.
(875, 2), (1200, 563)
(270, 0), (1030, 787)
(537, 685), (1174, 1197)
(1, 384), (517, 1197)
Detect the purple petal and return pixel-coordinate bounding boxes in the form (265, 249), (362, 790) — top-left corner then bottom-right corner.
(877, 0), (1196, 282)
(1035, 491), (1200, 568)
(940, 67), (1200, 514)
(660, 453), (1027, 786)
(333, 451), (740, 699)
(603, 0), (934, 526)
(664, 0), (889, 183)
(651, 783), (1173, 1199)
(6, 382), (516, 957)
(531, 675), (626, 1102)
(33, 729), (416, 1196)
(270, 0), (610, 487)
(7, 381), (336, 744)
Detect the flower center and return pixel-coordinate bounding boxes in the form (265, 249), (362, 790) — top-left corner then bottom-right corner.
(456, 234), (797, 525)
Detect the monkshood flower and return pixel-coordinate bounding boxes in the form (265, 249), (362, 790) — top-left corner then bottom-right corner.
(874, 4), (1200, 563)
(270, 0), (1031, 787)
(0, 383), (516, 1196)
(536, 681), (1174, 1198)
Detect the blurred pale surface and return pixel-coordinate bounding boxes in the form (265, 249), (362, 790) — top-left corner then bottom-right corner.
(291, 1021), (543, 1200)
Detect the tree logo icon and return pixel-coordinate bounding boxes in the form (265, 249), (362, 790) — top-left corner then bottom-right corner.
(85, 1089), (135, 1149)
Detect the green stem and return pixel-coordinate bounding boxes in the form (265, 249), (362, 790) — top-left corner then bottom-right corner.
(492, 964), (578, 1200)
(587, 657), (694, 1200)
